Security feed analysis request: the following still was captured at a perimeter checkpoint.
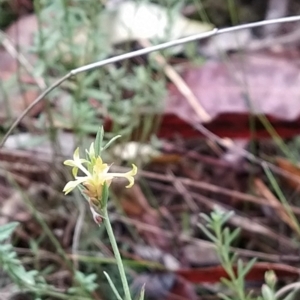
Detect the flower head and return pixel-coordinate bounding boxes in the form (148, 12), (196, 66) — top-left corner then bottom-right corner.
(63, 146), (137, 207)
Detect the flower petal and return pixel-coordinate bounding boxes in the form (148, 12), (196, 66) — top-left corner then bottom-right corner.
(106, 164), (137, 188)
(93, 157), (110, 175)
(76, 162), (91, 177)
(131, 164), (138, 176)
(64, 159), (77, 167)
(63, 177), (89, 194)
(73, 147), (80, 161)
(124, 164), (137, 188)
(63, 180), (80, 195)
(72, 166), (78, 178)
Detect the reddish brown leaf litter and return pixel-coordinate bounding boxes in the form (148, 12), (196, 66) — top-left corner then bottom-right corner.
(166, 275), (198, 300)
(176, 262), (300, 284)
(276, 156), (300, 190)
(162, 53), (300, 139)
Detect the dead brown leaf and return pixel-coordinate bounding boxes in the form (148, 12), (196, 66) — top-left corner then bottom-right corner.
(276, 156), (300, 190)
(167, 53), (300, 123)
(177, 262), (300, 284)
(163, 53), (300, 139)
(5, 14), (38, 54)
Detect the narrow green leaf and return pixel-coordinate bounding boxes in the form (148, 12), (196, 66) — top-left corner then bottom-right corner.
(228, 227), (241, 244)
(199, 213), (211, 223)
(221, 277), (236, 290)
(218, 294), (232, 300)
(198, 224), (218, 243)
(237, 259), (244, 278)
(0, 222), (19, 241)
(221, 211), (235, 226)
(138, 284), (145, 300)
(241, 258), (256, 278)
(236, 259), (245, 290)
(223, 227), (231, 248)
(103, 271), (123, 300)
(12, 265), (35, 285)
(229, 252), (238, 265)
(94, 126), (104, 156)
(103, 135), (121, 151)
(262, 284), (275, 300)
(83, 89), (112, 102)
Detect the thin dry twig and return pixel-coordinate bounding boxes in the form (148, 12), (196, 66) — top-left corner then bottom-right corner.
(0, 30), (46, 90)
(166, 169), (198, 212)
(139, 38), (211, 122)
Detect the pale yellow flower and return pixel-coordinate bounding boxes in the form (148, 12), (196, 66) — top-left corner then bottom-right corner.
(63, 148), (137, 202)
(63, 147), (90, 178)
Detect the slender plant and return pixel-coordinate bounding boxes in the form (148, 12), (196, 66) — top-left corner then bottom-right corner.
(199, 209), (297, 300)
(63, 127), (143, 300)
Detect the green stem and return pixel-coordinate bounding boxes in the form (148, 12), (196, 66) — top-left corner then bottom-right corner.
(103, 208), (132, 300)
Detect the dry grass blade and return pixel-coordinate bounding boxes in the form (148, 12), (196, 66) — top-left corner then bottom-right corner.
(138, 38), (211, 123)
(254, 178), (299, 233)
(166, 169), (198, 212)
